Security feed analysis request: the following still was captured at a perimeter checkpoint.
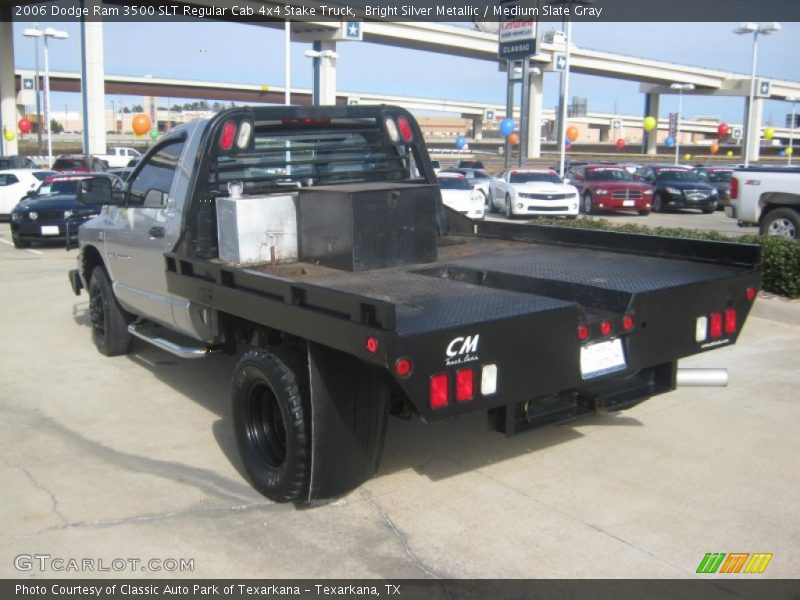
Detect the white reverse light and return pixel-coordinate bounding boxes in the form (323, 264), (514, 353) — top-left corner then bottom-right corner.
(695, 316), (708, 342)
(481, 364), (498, 396)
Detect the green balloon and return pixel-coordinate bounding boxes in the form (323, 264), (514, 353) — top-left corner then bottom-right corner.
(149, 130), (158, 140)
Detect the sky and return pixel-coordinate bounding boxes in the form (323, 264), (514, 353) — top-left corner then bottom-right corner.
(8, 19), (800, 126)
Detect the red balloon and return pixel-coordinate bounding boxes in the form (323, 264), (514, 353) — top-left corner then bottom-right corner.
(615, 139), (626, 150)
(18, 118), (32, 134)
(717, 123), (729, 138)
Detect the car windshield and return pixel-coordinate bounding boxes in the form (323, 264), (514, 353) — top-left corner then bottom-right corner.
(438, 177), (473, 190)
(36, 180), (81, 196)
(585, 169), (633, 181)
(510, 172), (562, 184)
(656, 169), (698, 182)
(33, 171), (55, 181)
(708, 170), (732, 182)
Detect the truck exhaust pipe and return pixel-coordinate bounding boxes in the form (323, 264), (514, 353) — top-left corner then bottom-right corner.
(676, 368), (729, 387)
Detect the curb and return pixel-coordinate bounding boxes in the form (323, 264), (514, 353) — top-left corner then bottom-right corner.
(751, 294), (800, 325)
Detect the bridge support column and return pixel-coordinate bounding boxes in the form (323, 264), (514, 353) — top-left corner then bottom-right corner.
(472, 118), (483, 141)
(312, 40), (337, 106)
(526, 69), (543, 159)
(0, 13), (20, 156)
(81, 19), (106, 155)
(643, 92), (660, 155)
(743, 96), (763, 165)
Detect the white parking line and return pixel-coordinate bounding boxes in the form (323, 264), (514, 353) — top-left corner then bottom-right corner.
(0, 238), (44, 255)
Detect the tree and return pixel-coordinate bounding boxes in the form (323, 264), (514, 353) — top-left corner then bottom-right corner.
(211, 101), (222, 113)
(50, 119), (63, 134)
(170, 105), (182, 113)
(131, 104), (144, 112)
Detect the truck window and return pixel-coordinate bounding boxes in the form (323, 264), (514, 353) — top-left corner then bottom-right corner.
(208, 120), (410, 196)
(128, 140), (185, 207)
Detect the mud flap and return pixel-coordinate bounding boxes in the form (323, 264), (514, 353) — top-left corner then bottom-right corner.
(307, 342), (390, 501)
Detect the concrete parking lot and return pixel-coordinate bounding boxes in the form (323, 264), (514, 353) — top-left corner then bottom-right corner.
(1, 225), (798, 580)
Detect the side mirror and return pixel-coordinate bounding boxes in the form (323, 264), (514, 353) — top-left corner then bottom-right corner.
(76, 177), (114, 205)
(563, 178), (570, 184)
(143, 188), (167, 208)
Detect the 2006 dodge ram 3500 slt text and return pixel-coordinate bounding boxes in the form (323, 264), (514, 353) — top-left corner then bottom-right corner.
(68, 106), (760, 503)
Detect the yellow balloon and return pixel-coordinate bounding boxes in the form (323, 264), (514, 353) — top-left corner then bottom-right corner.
(684, 153), (692, 161)
(726, 150), (734, 157)
(643, 116), (657, 132)
(786, 147), (794, 157)
(3, 128), (15, 141)
(763, 127), (775, 140)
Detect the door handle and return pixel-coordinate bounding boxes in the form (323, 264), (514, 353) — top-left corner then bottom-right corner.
(148, 226), (165, 238)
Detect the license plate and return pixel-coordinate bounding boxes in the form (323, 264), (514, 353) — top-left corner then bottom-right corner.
(623, 200), (635, 207)
(41, 225), (59, 236)
(580, 338), (626, 379)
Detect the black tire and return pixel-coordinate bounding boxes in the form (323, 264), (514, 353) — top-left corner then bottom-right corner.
(653, 193), (664, 213)
(637, 210), (651, 216)
(88, 266), (131, 356)
(583, 192), (594, 215)
(505, 194), (513, 219)
(232, 348), (310, 503)
(760, 207), (800, 240)
(12, 236), (30, 249)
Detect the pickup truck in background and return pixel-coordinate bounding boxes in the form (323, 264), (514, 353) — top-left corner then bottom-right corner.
(68, 106), (760, 504)
(96, 147), (141, 169)
(727, 166), (800, 239)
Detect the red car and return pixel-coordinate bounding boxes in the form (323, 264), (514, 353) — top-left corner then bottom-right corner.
(568, 164), (655, 216)
(52, 154), (108, 173)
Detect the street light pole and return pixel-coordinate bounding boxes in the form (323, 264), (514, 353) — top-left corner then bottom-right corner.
(735, 22), (780, 168)
(788, 97), (797, 166)
(670, 83), (694, 165)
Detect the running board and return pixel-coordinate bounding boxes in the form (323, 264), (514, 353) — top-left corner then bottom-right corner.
(128, 323), (218, 360)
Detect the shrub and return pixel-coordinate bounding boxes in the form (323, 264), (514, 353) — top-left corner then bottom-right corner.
(527, 217), (800, 298)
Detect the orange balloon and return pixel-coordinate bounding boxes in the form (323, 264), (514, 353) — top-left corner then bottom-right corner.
(507, 132), (519, 145)
(132, 114), (151, 136)
(710, 142), (719, 155)
(566, 126), (579, 142)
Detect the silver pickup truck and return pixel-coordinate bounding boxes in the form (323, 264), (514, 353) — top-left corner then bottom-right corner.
(67, 106), (760, 504)
(727, 166), (800, 239)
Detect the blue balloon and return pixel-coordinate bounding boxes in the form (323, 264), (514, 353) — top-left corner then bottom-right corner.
(455, 136), (467, 150)
(499, 118), (516, 137)
(664, 136), (675, 148)
(779, 150), (786, 157)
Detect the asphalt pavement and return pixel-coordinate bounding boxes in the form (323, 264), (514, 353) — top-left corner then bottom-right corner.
(1, 225), (798, 579)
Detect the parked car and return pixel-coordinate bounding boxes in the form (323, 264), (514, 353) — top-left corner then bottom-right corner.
(52, 154), (109, 173)
(10, 173), (121, 248)
(96, 147), (141, 169)
(0, 155), (38, 170)
(568, 165), (654, 216)
(490, 169), (579, 219)
(439, 167), (494, 204)
(0, 169), (58, 219)
(457, 159), (485, 170)
(436, 172), (484, 220)
(650, 166), (718, 213)
(430, 160), (441, 174)
(619, 163), (656, 183)
(692, 166), (733, 210)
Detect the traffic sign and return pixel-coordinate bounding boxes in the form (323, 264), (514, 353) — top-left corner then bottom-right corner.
(554, 54), (567, 71)
(485, 110), (495, 121)
(757, 79), (771, 98)
(732, 128), (742, 139)
(343, 22), (362, 41)
(611, 119), (622, 130)
(22, 77), (34, 90)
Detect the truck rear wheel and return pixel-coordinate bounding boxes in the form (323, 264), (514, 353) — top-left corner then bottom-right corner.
(88, 266), (131, 357)
(232, 349), (310, 503)
(760, 207), (800, 240)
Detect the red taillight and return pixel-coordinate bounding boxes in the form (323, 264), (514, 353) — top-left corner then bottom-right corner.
(396, 116), (413, 142)
(455, 369), (474, 403)
(730, 176), (738, 200)
(724, 308), (737, 334)
(219, 120), (236, 150)
(746, 287), (756, 301)
(281, 117), (331, 126)
(366, 337), (379, 354)
(394, 358), (413, 378)
(622, 315), (634, 331)
(600, 321), (612, 336)
(430, 374), (449, 409)
(709, 312), (723, 338)
(577, 325), (589, 341)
